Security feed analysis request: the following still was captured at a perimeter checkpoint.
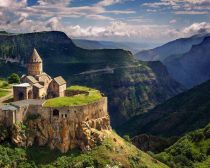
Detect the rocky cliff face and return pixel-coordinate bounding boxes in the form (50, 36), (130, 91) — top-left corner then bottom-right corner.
(10, 115), (111, 153)
(132, 134), (177, 153)
(118, 78), (210, 138)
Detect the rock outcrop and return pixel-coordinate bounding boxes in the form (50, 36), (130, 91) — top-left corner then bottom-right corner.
(11, 115), (111, 153)
(132, 134), (176, 153)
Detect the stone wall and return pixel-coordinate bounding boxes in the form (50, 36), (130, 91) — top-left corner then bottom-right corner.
(13, 86), (33, 102)
(65, 90), (89, 97)
(10, 97), (111, 153)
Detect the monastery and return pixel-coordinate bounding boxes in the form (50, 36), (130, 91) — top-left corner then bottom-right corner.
(0, 49), (110, 152)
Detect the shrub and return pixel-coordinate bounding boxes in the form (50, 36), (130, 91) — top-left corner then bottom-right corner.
(190, 130), (204, 142)
(123, 135), (131, 142)
(8, 73), (20, 84)
(204, 124), (210, 138)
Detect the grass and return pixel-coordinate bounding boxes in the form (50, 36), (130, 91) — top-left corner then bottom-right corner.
(0, 79), (11, 98)
(0, 79), (11, 89)
(0, 89), (9, 98)
(0, 131), (168, 168)
(44, 86), (102, 107)
(66, 85), (96, 92)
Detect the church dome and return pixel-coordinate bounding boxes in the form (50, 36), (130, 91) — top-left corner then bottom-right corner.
(29, 48), (42, 63)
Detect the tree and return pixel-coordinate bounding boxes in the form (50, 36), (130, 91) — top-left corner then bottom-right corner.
(8, 73), (20, 84)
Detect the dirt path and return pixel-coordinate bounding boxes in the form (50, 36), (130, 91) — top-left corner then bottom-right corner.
(0, 89), (13, 105)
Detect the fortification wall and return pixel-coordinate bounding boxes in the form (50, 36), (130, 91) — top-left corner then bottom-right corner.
(10, 97), (111, 153)
(30, 97), (108, 123)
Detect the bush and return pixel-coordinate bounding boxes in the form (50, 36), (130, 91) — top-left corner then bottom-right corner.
(123, 135), (131, 142)
(190, 130), (204, 142)
(8, 73), (20, 84)
(204, 124), (210, 138)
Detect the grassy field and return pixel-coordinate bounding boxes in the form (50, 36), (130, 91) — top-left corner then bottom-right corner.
(44, 86), (102, 107)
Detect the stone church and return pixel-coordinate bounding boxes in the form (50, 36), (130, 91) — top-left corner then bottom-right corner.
(13, 49), (66, 101)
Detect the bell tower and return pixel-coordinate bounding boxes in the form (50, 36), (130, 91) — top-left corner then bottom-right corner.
(27, 48), (43, 76)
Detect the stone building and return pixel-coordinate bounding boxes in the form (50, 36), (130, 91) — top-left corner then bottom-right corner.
(0, 48), (111, 153)
(13, 49), (66, 101)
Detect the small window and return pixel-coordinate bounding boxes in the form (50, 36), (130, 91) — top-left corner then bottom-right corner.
(53, 109), (59, 117)
(65, 114), (67, 118)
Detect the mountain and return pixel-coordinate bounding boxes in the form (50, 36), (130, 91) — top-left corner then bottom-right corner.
(135, 33), (208, 62)
(135, 33), (210, 88)
(154, 123), (210, 168)
(0, 31), (184, 127)
(164, 36), (210, 88)
(73, 39), (158, 54)
(118, 78), (210, 137)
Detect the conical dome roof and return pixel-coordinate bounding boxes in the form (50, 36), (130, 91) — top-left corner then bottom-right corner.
(29, 48), (42, 63)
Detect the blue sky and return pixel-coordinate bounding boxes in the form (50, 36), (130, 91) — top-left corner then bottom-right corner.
(0, 0), (210, 43)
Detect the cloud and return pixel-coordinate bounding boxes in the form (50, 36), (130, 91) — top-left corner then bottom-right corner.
(0, 0), (27, 8)
(182, 22), (210, 35)
(169, 19), (177, 24)
(143, 0), (210, 15)
(96, 0), (121, 7)
(175, 11), (208, 15)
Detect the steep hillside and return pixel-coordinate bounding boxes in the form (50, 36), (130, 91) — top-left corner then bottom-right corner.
(0, 130), (168, 168)
(164, 36), (210, 88)
(135, 33), (210, 88)
(73, 39), (155, 54)
(0, 31), (184, 127)
(154, 123), (210, 168)
(118, 79), (210, 137)
(135, 33), (207, 62)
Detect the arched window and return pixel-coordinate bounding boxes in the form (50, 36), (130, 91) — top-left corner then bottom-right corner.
(53, 109), (59, 117)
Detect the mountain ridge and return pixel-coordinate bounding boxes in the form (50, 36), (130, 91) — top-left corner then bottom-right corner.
(0, 31), (184, 127)
(117, 78), (210, 137)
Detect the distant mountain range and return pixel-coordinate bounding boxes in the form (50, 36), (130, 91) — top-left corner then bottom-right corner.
(73, 39), (159, 54)
(0, 31), (184, 127)
(118, 78), (210, 137)
(135, 33), (210, 88)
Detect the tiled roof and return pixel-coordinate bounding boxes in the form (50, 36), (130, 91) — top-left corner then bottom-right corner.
(53, 76), (66, 85)
(11, 99), (46, 107)
(26, 76), (38, 84)
(33, 83), (44, 89)
(29, 48), (42, 63)
(0, 105), (17, 111)
(13, 83), (31, 87)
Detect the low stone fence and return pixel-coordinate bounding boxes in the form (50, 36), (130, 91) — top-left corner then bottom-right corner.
(65, 90), (89, 97)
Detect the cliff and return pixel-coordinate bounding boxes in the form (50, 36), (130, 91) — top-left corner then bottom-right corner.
(118, 78), (210, 138)
(11, 115), (111, 153)
(0, 128), (168, 168)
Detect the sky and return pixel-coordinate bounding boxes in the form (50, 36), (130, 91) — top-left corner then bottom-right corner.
(0, 0), (210, 43)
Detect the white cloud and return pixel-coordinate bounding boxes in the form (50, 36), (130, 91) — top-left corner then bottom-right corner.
(169, 19), (177, 24)
(182, 22), (210, 35)
(175, 11), (208, 15)
(143, 0), (210, 15)
(0, 0), (27, 8)
(37, 0), (71, 5)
